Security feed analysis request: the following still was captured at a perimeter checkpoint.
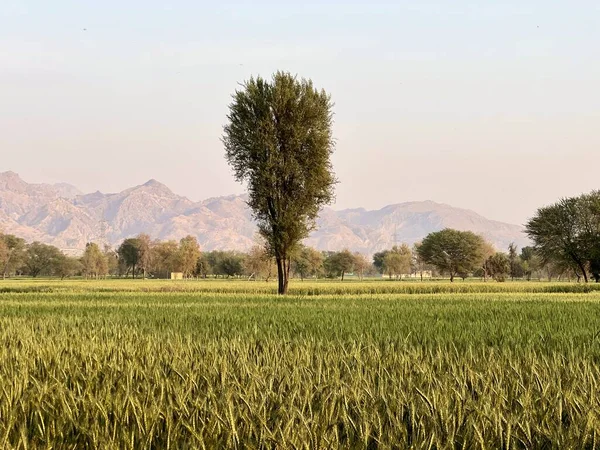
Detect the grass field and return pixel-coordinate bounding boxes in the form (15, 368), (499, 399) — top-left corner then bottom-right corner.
(1, 279), (599, 448)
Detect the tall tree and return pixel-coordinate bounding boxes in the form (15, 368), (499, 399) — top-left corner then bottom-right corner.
(178, 236), (201, 279)
(223, 72), (336, 294)
(118, 238), (141, 278)
(137, 233), (153, 279)
(417, 229), (486, 282)
(81, 243), (107, 278)
(353, 253), (371, 281)
(103, 245), (119, 276)
(508, 242), (519, 281)
(520, 246), (541, 281)
(480, 241), (496, 282)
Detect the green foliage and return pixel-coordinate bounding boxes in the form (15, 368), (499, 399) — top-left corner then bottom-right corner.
(487, 252), (511, 282)
(417, 229), (486, 282)
(81, 242), (108, 278)
(54, 254), (82, 279)
(117, 238), (142, 278)
(205, 251), (245, 278)
(23, 241), (64, 277)
(0, 234), (27, 277)
(526, 191), (600, 283)
(0, 279), (599, 447)
(323, 249), (355, 280)
(223, 72), (336, 294)
(291, 245), (324, 280)
(178, 235), (201, 278)
(382, 244), (412, 279)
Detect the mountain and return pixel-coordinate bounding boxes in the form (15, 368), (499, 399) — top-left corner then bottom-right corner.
(0, 171), (529, 254)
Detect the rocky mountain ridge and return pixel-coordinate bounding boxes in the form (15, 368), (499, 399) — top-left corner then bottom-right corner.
(0, 171), (529, 254)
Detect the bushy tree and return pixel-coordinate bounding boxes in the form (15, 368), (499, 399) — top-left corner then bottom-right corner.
(23, 242), (64, 277)
(382, 244), (412, 280)
(323, 250), (355, 280)
(1, 234), (26, 278)
(417, 229), (486, 282)
(55, 255), (82, 279)
(223, 72), (336, 294)
(150, 240), (179, 278)
(487, 252), (511, 282)
(526, 192), (600, 282)
(291, 245), (324, 280)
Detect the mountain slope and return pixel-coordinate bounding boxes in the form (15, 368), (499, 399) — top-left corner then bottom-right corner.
(0, 171), (529, 253)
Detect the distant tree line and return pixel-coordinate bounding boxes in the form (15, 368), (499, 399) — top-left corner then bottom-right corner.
(2, 187), (599, 283)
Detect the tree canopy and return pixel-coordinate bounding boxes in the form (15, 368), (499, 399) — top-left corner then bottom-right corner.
(223, 72), (336, 294)
(526, 191), (600, 282)
(417, 229), (485, 282)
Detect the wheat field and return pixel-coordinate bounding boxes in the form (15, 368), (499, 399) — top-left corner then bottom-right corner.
(0, 279), (599, 448)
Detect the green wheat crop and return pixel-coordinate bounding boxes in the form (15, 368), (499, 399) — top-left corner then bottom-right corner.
(0, 279), (599, 448)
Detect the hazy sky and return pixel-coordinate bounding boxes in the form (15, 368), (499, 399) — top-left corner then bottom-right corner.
(1, 1), (599, 225)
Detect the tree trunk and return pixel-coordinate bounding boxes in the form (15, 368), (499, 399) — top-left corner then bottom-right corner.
(341, 271), (345, 281)
(276, 257), (288, 295)
(577, 261), (588, 283)
(450, 273), (454, 282)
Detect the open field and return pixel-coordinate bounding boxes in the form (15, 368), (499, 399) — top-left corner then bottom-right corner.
(1, 280), (599, 448)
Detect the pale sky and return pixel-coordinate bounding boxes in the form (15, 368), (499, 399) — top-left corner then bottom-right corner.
(1, 1), (599, 225)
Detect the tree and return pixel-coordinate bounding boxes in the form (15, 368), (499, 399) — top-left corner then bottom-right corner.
(480, 241), (496, 282)
(323, 250), (355, 280)
(137, 233), (153, 279)
(0, 237), (7, 277)
(196, 254), (211, 278)
(487, 252), (511, 282)
(353, 253), (371, 281)
(118, 238), (141, 278)
(219, 252), (245, 278)
(55, 255), (82, 279)
(150, 240), (179, 278)
(292, 245), (324, 280)
(1, 234), (26, 278)
(372, 250), (389, 275)
(520, 246), (541, 281)
(411, 243), (428, 281)
(103, 245), (119, 276)
(223, 72), (336, 294)
(417, 229), (485, 282)
(525, 194), (600, 283)
(23, 242), (63, 277)
(508, 242), (520, 281)
(81, 243), (108, 278)
(245, 245), (276, 281)
(383, 245), (412, 279)
(178, 236), (201, 278)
